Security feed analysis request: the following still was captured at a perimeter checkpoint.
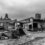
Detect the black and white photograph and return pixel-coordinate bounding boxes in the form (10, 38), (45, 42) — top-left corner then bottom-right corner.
(0, 0), (45, 45)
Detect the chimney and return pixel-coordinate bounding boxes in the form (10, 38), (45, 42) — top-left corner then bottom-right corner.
(35, 13), (41, 19)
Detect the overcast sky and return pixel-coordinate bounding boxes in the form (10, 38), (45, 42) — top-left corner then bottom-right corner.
(0, 0), (45, 20)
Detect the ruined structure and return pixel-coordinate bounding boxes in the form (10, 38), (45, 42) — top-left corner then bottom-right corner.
(20, 13), (45, 31)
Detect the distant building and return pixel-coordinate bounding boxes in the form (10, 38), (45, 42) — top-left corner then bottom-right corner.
(0, 13), (15, 30)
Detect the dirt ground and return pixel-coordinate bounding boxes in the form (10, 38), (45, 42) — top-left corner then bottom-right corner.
(0, 30), (45, 45)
